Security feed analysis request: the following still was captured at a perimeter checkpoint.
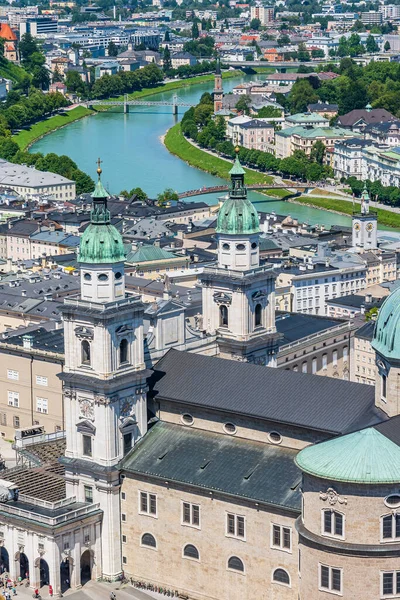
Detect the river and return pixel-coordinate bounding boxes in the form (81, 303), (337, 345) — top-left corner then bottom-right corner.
(30, 74), (353, 228)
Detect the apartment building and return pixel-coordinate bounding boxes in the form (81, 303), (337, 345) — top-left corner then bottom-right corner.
(275, 125), (354, 160)
(0, 327), (64, 438)
(0, 160), (75, 201)
(237, 119), (274, 152)
(250, 5), (274, 25)
(276, 261), (367, 316)
(333, 138), (374, 180)
(350, 320), (376, 386)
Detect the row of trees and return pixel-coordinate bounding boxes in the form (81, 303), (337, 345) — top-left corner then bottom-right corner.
(0, 89), (68, 132)
(181, 96), (333, 182)
(279, 58), (400, 116)
(346, 177), (400, 207)
(90, 63), (163, 99)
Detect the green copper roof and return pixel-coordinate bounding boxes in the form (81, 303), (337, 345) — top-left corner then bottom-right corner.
(92, 176), (110, 200)
(217, 155), (260, 235)
(78, 169), (125, 265)
(372, 287), (400, 359)
(126, 244), (179, 264)
(296, 428), (400, 484)
(229, 155), (245, 176)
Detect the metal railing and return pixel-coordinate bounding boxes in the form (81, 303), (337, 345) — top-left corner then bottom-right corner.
(0, 500), (100, 526)
(13, 429), (66, 450)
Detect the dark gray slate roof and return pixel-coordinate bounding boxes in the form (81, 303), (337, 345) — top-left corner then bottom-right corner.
(374, 415), (400, 447)
(355, 320), (375, 341)
(4, 326), (64, 353)
(150, 349), (385, 435)
(277, 313), (345, 345)
(122, 421), (301, 512)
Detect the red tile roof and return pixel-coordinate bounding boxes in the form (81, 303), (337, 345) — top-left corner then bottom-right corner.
(0, 23), (17, 41)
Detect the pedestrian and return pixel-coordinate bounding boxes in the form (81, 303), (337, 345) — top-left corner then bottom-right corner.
(11, 587), (16, 596)
(48, 584), (53, 597)
(110, 592), (116, 600)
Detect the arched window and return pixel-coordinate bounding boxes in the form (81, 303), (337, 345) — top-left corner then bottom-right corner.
(228, 556), (244, 572)
(220, 305), (228, 327)
(119, 339), (129, 364)
(81, 340), (91, 365)
(255, 303), (262, 327)
(183, 544), (199, 560)
(273, 568), (290, 586)
(141, 533), (156, 548)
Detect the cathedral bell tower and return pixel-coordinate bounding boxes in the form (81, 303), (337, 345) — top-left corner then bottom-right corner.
(59, 161), (150, 581)
(352, 183), (378, 250)
(213, 57), (224, 114)
(200, 151), (280, 366)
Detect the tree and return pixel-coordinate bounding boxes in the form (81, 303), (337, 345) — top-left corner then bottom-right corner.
(19, 33), (39, 62)
(32, 66), (50, 90)
(365, 307), (378, 321)
(0, 138), (19, 161)
(256, 105), (282, 118)
(157, 187), (179, 208)
(250, 18), (261, 30)
(108, 41), (118, 57)
(163, 45), (172, 72)
(310, 141), (326, 165)
(288, 79), (318, 113)
(52, 66), (63, 83)
(306, 162), (324, 182)
(165, 30), (170, 42)
(65, 70), (87, 96)
(277, 34), (290, 46)
(235, 95), (251, 115)
(130, 187), (147, 201)
(365, 34), (379, 53)
(191, 21), (199, 39)
(297, 42), (310, 62)
(384, 40), (391, 52)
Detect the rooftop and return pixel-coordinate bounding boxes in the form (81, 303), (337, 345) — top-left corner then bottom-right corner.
(149, 349), (385, 435)
(296, 427), (400, 484)
(0, 160), (74, 188)
(122, 421), (301, 512)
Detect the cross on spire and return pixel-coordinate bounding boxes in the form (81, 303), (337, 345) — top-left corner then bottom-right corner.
(96, 157), (103, 177)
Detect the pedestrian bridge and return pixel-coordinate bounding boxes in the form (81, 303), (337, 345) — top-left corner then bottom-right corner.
(86, 93), (195, 114)
(178, 183), (312, 199)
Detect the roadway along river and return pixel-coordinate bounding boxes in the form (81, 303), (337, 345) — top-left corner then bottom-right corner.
(31, 74), (352, 228)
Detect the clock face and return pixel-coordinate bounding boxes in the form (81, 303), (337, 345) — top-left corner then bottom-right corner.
(366, 222), (374, 232)
(354, 222), (361, 231)
(79, 399), (94, 420)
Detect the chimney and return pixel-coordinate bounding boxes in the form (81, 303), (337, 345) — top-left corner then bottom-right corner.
(365, 293), (372, 304)
(22, 335), (33, 350)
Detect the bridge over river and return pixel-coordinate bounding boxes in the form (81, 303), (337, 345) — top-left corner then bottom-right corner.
(178, 183), (312, 199)
(86, 93), (195, 114)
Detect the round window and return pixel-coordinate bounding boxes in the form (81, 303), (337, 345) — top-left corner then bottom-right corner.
(83, 273), (91, 281)
(115, 272), (122, 280)
(236, 243), (246, 251)
(269, 431), (282, 444)
(251, 242), (258, 249)
(223, 422), (237, 435)
(222, 243), (230, 250)
(181, 413), (194, 426)
(385, 495), (400, 508)
(98, 273), (109, 281)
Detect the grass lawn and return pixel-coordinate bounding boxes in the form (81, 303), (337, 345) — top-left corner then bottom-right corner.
(265, 188), (292, 199)
(13, 106), (93, 150)
(294, 195), (400, 228)
(164, 123), (274, 185)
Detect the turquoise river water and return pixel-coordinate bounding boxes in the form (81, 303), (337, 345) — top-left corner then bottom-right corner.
(30, 74), (353, 228)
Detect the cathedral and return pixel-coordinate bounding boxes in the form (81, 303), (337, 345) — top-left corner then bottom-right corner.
(0, 158), (399, 600)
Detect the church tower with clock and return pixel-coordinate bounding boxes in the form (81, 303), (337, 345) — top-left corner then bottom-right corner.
(59, 162), (150, 581)
(352, 184), (378, 250)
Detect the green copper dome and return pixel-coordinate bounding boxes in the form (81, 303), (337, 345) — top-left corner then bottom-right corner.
(216, 155), (260, 235)
(78, 168), (125, 265)
(296, 428), (400, 484)
(372, 287), (400, 360)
